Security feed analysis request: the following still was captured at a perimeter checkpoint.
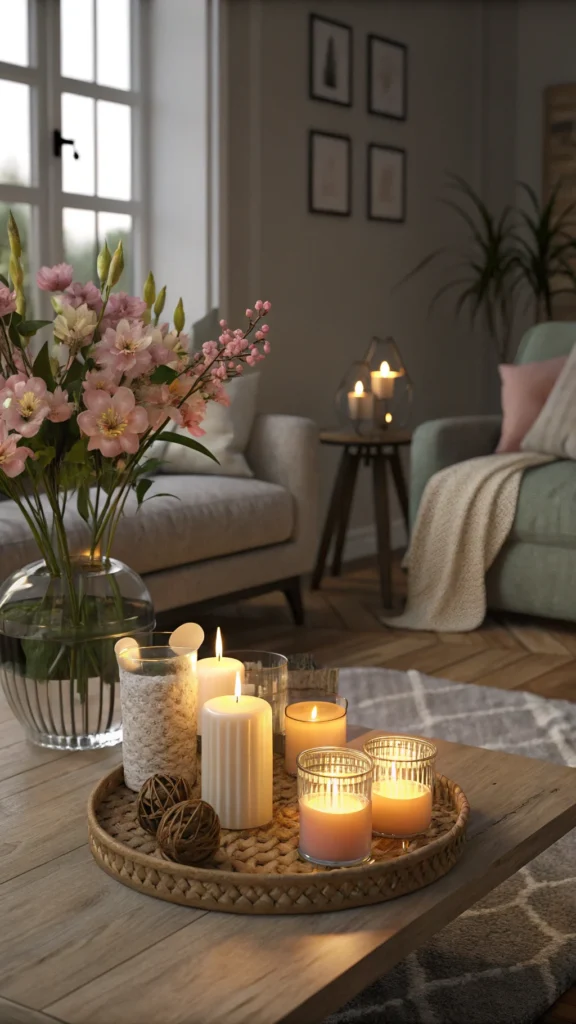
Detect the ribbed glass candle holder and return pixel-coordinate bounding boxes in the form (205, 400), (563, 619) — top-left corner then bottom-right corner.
(363, 735), (437, 838)
(297, 746), (372, 867)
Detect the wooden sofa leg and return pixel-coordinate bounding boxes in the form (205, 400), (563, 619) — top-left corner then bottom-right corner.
(284, 577), (305, 626)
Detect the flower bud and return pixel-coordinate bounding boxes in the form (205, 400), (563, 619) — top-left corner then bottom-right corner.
(245, 308), (253, 318)
(106, 241), (124, 289)
(173, 297), (185, 334)
(9, 254), (23, 290)
(263, 300), (271, 312)
(8, 211), (21, 258)
(154, 285), (166, 319)
(255, 300), (263, 311)
(97, 240), (112, 286)
(16, 290), (26, 317)
(51, 295), (63, 314)
(143, 271), (156, 307)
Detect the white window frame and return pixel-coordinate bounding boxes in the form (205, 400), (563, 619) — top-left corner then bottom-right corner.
(0, 0), (148, 294)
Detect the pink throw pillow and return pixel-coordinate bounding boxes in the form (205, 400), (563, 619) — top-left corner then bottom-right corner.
(497, 356), (567, 452)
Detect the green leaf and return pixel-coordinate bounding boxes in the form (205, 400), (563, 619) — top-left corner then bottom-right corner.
(0, 273), (9, 287)
(34, 446), (56, 469)
(135, 478), (153, 506)
(18, 319), (52, 337)
(8, 323), (23, 349)
(141, 491), (180, 505)
(77, 484), (90, 523)
(64, 357), (86, 387)
(150, 364), (179, 385)
(65, 438), (88, 464)
(135, 457), (164, 477)
(32, 342), (56, 388)
(157, 431), (219, 464)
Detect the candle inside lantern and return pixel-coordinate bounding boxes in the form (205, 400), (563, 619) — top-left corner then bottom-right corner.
(347, 380), (373, 421)
(196, 627), (245, 734)
(284, 700), (347, 775)
(201, 671), (273, 829)
(297, 747), (373, 867)
(371, 360), (399, 400)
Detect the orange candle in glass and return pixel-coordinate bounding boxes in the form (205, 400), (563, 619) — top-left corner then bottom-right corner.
(284, 699), (347, 775)
(297, 747), (373, 867)
(364, 735), (437, 838)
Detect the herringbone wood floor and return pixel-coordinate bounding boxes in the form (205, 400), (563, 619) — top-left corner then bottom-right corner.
(191, 557), (576, 1024)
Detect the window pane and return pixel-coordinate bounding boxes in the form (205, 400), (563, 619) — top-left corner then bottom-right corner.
(97, 0), (130, 90)
(0, 81), (30, 185)
(61, 93), (95, 196)
(97, 101), (131, 200)
(0, 0), (28, 66)
(0, 202), (34, 316)
(63, 208), (97, 284)
(61, 0), (94, 82)
(98, 212), (133, 292)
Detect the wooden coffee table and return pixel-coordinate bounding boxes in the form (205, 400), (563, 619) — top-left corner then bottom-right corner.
(1, 695), (576, 1024)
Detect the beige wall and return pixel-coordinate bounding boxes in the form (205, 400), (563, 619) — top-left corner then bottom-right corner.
(220, 0), (513, 550)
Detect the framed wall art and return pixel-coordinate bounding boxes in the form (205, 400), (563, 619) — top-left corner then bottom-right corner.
(309, 130), (352, 217)
(367, 144), (406, 222)
(367, 34), (407, 121)
(309, 14), (353, 107)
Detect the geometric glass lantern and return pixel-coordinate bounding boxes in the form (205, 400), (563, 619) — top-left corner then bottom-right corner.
(335, 336), (413, 432)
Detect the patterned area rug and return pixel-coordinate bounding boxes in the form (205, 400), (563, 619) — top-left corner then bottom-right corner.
(325, 668), (576, 1024)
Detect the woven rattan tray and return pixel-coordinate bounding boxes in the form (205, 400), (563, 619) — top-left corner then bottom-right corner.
(88, 757), (469, 915)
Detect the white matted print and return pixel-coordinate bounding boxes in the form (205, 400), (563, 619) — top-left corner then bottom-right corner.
(309, 14), (352, 107)
(368, 34), (407, 120)
(368, 144), (406, 222)
(309, 131), (351, 217)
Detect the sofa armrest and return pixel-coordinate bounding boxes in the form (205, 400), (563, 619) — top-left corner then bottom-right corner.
(410, 414), (502, 525)
(247, 414), (319, 565)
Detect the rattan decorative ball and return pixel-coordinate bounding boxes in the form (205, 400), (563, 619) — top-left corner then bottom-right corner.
(136, 774), (192, 836)
(157, 799), (221, 865)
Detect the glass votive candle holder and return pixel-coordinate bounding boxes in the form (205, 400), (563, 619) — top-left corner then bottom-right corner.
(297, 746), (373, 867)
(226, 650), (288, 750)
(363, 735), (437, 838)
(284, 693), (347, 775)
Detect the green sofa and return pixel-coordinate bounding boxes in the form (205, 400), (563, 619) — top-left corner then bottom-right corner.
(410, 322), (576, 623)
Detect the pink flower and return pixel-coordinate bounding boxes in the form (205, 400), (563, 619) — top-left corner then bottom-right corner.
(82, 369), (120, 394)
(47, 386), (74, 423)
(245, 308), (253, 318)
(1, 375), (49, 437)
(260, 324), (269, 334)
(77, 386), (149, 457)
(0, 422), (34, 478)
(263, 301), (271, 312)
(0, 283), (16, 317)
(150, 329), (190, 370)
(100, 292), (147, 331)
(94, 319), (153, 379)
(175, 393), (206, 437)
(62, 281), (103, 314)
(263, 340), (270, 354)
(36, 263), (74, 292)
(254, 300), (263, 311)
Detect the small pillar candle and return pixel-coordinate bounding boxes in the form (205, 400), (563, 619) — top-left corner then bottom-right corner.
(364, 735), (437, 838)
(196, 627), (245, 734)
(371, 361), (398, 400)
(201, 672), (273, 829)
(347, 380), (373, 421)
(297, 747), (372, 867)
(284, 699), (347, 775)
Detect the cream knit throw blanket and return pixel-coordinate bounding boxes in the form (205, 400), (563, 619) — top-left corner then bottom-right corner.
(385, 452), (554, 632)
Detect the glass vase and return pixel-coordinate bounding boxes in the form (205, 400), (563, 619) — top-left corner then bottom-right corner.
(0, 555), (155, 750)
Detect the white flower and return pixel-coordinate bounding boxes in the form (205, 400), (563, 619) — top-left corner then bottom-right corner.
(53, 303), (98, 350)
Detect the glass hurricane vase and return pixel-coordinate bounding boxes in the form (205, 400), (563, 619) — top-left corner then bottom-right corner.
(0, 556), (154, 750)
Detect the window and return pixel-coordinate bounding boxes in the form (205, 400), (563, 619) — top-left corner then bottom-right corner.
(0, 0), (145, 308)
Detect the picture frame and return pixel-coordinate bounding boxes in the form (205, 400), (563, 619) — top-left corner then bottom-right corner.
(367, 34), (407, 121)
(309, 130), (352, 217)
(309, 14), (353, 108)
(367, 144), (406, 223)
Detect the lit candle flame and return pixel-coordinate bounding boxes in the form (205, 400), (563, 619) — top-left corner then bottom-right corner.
(379, 360), (390, 377)
(215, 626), (223, 661)
(311, 705), (318, 721)
(234, 670), (242, 702)
(354, 380), (364, 396)
(385, 412), (393, 423)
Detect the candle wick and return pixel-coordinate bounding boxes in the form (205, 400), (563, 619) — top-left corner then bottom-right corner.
(235, 694), (239, 703)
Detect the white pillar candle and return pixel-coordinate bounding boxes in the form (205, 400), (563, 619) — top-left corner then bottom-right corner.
(201, 672), (273, 829)
(347, 380), (373, 421)
(196, 627), (245, 734)
(370, 361), (397, 400)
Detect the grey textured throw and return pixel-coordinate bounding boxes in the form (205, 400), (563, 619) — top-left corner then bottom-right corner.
(324, 668), (576, 1024)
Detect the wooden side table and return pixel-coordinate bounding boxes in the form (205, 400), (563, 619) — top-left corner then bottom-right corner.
(312, 428), (412, 606)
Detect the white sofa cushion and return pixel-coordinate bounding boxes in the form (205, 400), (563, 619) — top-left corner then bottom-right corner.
(0, 475), (294, 582)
